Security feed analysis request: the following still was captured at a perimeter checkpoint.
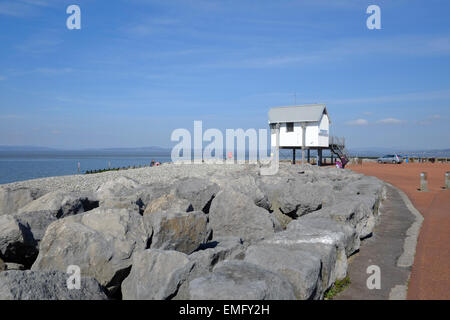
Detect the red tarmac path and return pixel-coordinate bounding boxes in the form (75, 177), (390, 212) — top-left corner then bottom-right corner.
(348, 162), (450, 300)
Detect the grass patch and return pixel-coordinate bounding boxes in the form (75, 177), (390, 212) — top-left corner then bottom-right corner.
(324, 276), (351, 300)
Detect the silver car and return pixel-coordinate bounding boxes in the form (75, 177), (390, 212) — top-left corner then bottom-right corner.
(377, 154), (403, 164)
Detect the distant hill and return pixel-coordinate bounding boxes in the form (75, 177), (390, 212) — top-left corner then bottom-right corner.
(1, 145), (449, 158)
(0, 146), (173, 157)
(95, 146), (172, 153)
(0, 145), (171, 152)
(0, 146), (57, 151)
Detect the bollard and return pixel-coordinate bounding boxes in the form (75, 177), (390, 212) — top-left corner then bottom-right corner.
(420, 172), (428, 192)
(446, 172), (450, 190)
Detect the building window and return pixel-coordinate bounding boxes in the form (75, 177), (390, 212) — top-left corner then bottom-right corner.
(286, 122), (294, 132)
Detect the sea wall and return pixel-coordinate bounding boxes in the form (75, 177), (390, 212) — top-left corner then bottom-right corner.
(0, 163), (386, 300)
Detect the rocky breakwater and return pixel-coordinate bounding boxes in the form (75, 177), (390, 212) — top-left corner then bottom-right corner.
(0, 163), (386, 300)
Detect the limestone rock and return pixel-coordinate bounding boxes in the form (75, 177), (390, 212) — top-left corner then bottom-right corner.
(307, 199), (376, 240)
(95, 176), (140, 200)
(0, 215), (36, 266)
(265, 180), (332, 218)
(187, 260), (296, 300)
(31, 208), (149, 292)
(267, 219), (352, 292)
(14, 210), (57, 244)
(0, 270), (107, 300)
(143, 193), (193, 215)
(209, 189), (275, 242)
(244, 244), (321, 300)
(145, 211), (208, 254)
(0, 258), (5, 271)
(173, 237), (246, 300)
(174, 178), (220, 213)
(122, 249), (193, 300)
(0, 186), (42, 216)
(18, 191), (98, 219)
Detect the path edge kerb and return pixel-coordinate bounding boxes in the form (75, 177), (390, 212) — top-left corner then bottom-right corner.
(381, 183), (424, 300)
(383, 183), (424, 269)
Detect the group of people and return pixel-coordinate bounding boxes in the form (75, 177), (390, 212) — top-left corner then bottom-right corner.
(150, 159), (161, 167)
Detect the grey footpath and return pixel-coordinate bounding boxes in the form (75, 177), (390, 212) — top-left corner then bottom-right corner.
(335, 184), (423, 300)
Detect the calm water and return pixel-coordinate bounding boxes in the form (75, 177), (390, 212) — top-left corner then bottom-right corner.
(0, 151), (172, 185)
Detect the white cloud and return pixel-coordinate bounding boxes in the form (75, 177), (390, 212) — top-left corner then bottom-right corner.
(0, 0), (54, 17)
(346, 119), (369, 126)
(34, 67), (73, 75)
(331, 89), (450, 105)
(377, 118), (406, 124)
(0, 1), (31, 17)
(418, 114), (444, 125)
(196, 35), (450, 69)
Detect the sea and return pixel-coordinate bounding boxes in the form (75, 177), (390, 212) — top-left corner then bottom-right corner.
(1, 148), (448, 185)
(0, 151), (172, 185)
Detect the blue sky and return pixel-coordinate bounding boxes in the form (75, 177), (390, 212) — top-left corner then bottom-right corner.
(0, 0), (449, 149)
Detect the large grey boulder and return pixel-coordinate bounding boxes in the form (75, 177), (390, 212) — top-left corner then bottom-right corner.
(0, 257), (5, 271)
(143, 193), (193, 215)
(209, 189), (275, 242)
(287, 216), (359, 257)
(31, 208), (149, 292)
(0, 215), (25, 257)
(122, 249), (194, 300)
(173, 237), (246, 300)
(213, 173), (270, 210)
(189, 237), (245, 273)
(0, 215), (36, 266)
(95, 176), (141, 200)
(261, 218), (353, 294)
(306, 198), (376, 239)
(263, 179), (333, 218)
(244, 244), (321, 300)
(342, 176), (386, 199)
(96, 178), (174, 214)
(95, 177), (144, 213)
(0, 270), (107, 300)
(18, 191), (98, 219)
(14, 210), (57, 245)
(187, 260), (296, 300)
(144, 211), (208, 254)
(174, 178), (220, 213)
(0, 186), (42, 215)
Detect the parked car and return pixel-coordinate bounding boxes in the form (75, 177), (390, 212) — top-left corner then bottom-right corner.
(377, 154), (403, 164)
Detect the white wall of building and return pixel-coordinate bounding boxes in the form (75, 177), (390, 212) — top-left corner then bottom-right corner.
(270, 113), (330, 148)
(318, 113), (330, 147)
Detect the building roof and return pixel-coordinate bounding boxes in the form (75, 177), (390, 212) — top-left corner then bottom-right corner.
(268, 104), (329, 124)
